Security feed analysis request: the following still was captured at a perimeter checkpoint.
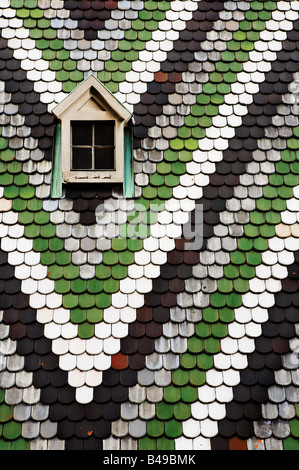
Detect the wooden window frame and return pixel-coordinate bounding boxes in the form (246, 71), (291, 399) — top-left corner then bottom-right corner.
(71, 120), (115, 171)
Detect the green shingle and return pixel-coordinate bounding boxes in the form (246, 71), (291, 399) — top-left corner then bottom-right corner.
(233, 278), (249, 294)
(0, 440), (11, 450)
(245, 10), (258, 20)
(250, 211), (265, 225)
(95, 293), (111, 309)
(272, 198), (287, 212)
(260, 224), (275, 238)
(127, 238), (143, 252)
(63, 293), (78, 309)
(55, 278), (71, 295)
(150, 173), (164, 187)
(278, 186), (293, 199)
(195, 322), (211, 339)
(165, 174), (179, 187)
(49, 237), (64, 252)
(56, 251), (71, 266)
(172, 161), (186, 176)
(256, 198), (271, 212)
(7, 161), (22, 174)
(172, 369), (189, 386)
(212, 323), (228, 339)
(244, 224), (260, 238)
(78, 322), (94, 339)
(164, 420), (182, 438)
(78, 293), (95, 309)
(169, 138), (184, 151)
(263, 185), (278, 199)
(86, 308), (103, 324)
(103, 278), (119, 294)
(202, 307), (219, 323)
(87, 279), (103, 294)
(24, 223), (40, 238)
(111, 238), (127, 252)
(180, 353), (196, 369)
(290, 419), (299, 438)
(96, 264), (111, 280)
(70, 308), (86, 324)
(204, 337), (220, 355)
(157, 186), (173, 200)
(157, 437), (175, 451)
(27, 198), (43, 212)
(283, 437), (299, 451)
(102, 251), (118, 266)
(48, 264), (63, 280)
(188, 337), (204, 354)
(210, 292), (226, 308)
(143, 185), (158, 199)
(33, 238), (48, 252)
(164, 385), (181, 403)
(218, 278), (233, 293)
(11, 439), (30, 450)
(239, 264), (255, 279)
(0, 173), (13, 186)
(156, 402), (173, 421)
(226, 293), (242, 309)
(3, 421), (22, 440)
(173, 402), (191, 421)
(119, 251), (135, 266)
(19, 185), (35, 199)
(147, 420), (164, 438)
(224, 264), (239, 279)
(139, 437), (156, 450)
(36, 38), (49, 49)
(50, 59), (63, 71)
(217, 82), (231, 94)
(11, 0), (25, 7)
(219, 307), (235, 324)
(253, 237), (268, 251)
(188, 369), (205, 387)
(0, 404), (12, 423)
(63, 264), (79, 280)
(24, 17), (36, 27)
(12, 198), (27, 212)
(111, 264), (127, 280)
(181, 385), (197, 403)
(4, 186), (19, 199)
(246, 251), (262, 266)
(196, 353), (213, 370)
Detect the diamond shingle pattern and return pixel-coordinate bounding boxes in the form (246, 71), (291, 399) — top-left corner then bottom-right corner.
(0, 0), (298, 452)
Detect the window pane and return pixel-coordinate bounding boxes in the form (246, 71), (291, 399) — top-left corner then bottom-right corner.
(95, 147), (115, 170)
(95, 121), (114, 146)
(72, 147), (92, 170)
(72, 122), (92, 146)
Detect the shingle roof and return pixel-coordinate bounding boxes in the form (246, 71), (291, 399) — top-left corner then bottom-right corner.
(0, 0), (298, 451)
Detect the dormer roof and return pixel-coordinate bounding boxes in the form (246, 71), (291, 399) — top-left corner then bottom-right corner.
(52, 74), (132, 123)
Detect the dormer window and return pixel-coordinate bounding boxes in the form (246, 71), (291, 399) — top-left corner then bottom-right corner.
(51, 75), (133, 189)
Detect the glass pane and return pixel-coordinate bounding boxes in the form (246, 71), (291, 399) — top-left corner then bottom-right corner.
(95, 147), (115, 170)
(72, 122), (92, 146)
(95, 121), (114, 146)
(72, 147), (92, 170)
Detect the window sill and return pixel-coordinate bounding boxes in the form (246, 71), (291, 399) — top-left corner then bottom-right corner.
(63, 170), (123, 184)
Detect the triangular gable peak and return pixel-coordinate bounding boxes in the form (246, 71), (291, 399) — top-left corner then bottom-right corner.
(52, 74), (132, 124)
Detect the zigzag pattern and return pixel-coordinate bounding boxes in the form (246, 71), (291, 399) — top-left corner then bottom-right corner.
(0, 0), (298, 451)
